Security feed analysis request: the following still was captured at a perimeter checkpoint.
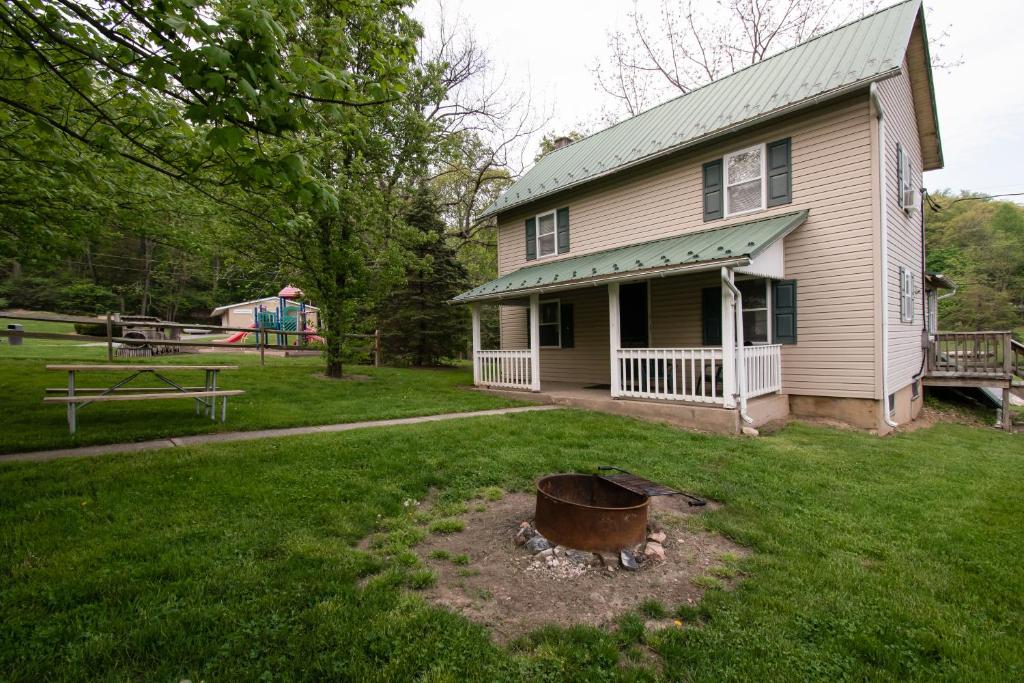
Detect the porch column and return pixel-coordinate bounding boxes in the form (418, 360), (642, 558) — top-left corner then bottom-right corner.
(608, 282), (621, 397)
(471, 303), (481, 386)
(529, 293), (541, 392)
(721, 269), (737, 409)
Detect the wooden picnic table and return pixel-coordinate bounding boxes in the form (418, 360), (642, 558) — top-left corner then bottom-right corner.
(44, 364), (243, 435)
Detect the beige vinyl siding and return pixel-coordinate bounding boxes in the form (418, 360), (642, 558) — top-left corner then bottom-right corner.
(879, 61), (925, 394)
(650, 272), (719, 347)
(537, 288), (610, 384)
(499, 305), (528, 349)
(497, 94), (878, 399)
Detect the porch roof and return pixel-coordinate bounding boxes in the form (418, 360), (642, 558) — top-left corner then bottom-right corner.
(453, 209), (808, 304)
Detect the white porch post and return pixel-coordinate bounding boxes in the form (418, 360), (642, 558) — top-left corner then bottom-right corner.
(721, 268), (737, 409)
(529, 293), (541, 392)
(471, 303), (481, 386)
(608, 282), (621, 397)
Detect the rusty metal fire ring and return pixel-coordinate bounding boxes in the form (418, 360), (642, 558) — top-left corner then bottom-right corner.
(534, 473), (649, 552)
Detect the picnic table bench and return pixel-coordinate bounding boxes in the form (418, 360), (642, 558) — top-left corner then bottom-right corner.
(43, 364), (243, 435)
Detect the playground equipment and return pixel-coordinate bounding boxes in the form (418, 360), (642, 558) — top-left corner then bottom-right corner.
(222, 286), (324, 346)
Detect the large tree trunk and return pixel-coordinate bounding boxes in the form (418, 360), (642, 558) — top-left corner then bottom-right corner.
(322, 303), (346, 378)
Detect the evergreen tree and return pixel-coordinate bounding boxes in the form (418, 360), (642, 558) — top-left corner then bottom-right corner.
(379, 187), (470, 365)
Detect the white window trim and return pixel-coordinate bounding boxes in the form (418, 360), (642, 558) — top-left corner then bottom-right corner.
(724, 143), (767, 218)
(534, 210), (558, 260)
(539, 299), (561, 348)
(737, 276), (772, 344)
(899, 266), (914, 323)
(899, 146), (915, 212)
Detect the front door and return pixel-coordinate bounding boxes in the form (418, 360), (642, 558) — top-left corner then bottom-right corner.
(619, 282), (648, 348)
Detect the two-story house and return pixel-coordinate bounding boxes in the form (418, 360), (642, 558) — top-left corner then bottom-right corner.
(453, 0), (999, 434)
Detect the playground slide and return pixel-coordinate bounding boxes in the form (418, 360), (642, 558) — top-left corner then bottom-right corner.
(223, 324), (256, 343)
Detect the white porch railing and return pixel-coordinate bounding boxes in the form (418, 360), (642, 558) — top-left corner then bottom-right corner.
(615, 348), (725, 403)
(475, 349), (533, 389)
(744, 344), (783, 398)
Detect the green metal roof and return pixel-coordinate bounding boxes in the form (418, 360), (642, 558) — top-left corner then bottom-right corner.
(453, 210), (808, 303)
(480, 0), (923, 219)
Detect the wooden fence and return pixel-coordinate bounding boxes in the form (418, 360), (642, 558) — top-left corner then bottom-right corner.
(0, 312), (381, 367)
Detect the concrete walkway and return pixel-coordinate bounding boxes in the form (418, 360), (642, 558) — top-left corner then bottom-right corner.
(0, 405), (563, 464)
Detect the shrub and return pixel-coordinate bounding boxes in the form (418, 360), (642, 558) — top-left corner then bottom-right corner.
(57, 283), (118, 314)
(74, 322), (122, 337)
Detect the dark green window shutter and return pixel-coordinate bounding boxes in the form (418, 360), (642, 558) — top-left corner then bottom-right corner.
(525, 308), (531, 348)
(560, 302), (574, 348)
(701, 287), (722, 345)
(525, 217), (537, 261)
(766, 138), (792, 207)
(702, 159), (723, 221)
(556, 207), (570, 254)
(772, 280), (797, 344)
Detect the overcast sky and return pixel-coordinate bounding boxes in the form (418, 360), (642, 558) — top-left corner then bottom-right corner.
(412, 0), (1023, 201)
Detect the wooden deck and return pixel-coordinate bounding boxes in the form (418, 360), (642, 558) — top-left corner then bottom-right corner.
(923, 331), (1023, 430)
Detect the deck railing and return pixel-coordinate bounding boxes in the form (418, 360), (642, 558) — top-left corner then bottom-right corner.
(475, 349), (533, 389)
(745, 344), (783, 398)
(615, 347), (725, 403)
(927, 331), (1015, 377)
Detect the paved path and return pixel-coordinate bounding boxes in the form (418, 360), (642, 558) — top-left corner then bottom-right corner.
(0, 405), (563, 464)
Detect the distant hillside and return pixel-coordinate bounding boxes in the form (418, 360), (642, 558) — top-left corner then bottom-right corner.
(925, 192), (1024, 336)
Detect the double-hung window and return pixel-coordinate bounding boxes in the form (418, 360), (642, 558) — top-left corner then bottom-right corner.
(899, 267), (914, 323)
(536, 211), (557, 258)
(897, 143), (915, 212)
(725, 144), (765, 217)
(539, 301), (560, 347)
(737, 278), (770, 343)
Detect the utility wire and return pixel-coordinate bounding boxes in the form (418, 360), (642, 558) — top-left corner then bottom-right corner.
(925, 191), (1024, 212)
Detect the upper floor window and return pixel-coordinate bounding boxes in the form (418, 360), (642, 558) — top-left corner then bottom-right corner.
(525, 207), (570, 261)
(897, 143), (915, 212)
(703, 138), (791, 222)
(725, 145), (765, 216)
(536, 211), (557, 258)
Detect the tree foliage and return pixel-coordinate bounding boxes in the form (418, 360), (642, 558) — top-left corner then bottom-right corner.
(925, 192), (1024, 333)
(378, 187), (470, 365)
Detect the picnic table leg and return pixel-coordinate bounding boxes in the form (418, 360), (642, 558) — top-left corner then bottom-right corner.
(67, 370), (76, 435)
(197, 370), (210, 415)
(221, 395), (228, 423)
(209, 370), (218, 421)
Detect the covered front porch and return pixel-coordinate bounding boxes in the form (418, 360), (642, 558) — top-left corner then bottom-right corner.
(468, 276), (782, 407)
(455, 212), (806, 432)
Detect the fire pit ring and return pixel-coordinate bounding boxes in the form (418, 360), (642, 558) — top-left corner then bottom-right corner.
(535, 474), (649, 552)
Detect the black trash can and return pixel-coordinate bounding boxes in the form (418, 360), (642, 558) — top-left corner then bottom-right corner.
(7, 323), (23, 345)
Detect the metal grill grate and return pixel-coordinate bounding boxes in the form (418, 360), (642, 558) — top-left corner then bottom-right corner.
(597, 467), (706, 506)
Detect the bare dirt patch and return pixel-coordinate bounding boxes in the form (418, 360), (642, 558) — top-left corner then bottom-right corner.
(311, 372), (372, 382)
(415, 492), (747, 642)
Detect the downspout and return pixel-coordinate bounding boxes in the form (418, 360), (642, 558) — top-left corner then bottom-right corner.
(721, 267), (753, 424)
(871, 83), (899, 429)
(937, 283), (957, 303)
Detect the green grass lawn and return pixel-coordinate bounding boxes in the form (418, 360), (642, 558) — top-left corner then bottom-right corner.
(0, 338), (524, 453)
(1, 410), (1021, 681)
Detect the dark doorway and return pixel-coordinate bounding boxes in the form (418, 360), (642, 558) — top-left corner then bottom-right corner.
(619, 282), (649, 348)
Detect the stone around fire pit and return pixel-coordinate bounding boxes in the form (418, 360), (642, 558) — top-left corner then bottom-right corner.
(412, 491), (745, 642)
